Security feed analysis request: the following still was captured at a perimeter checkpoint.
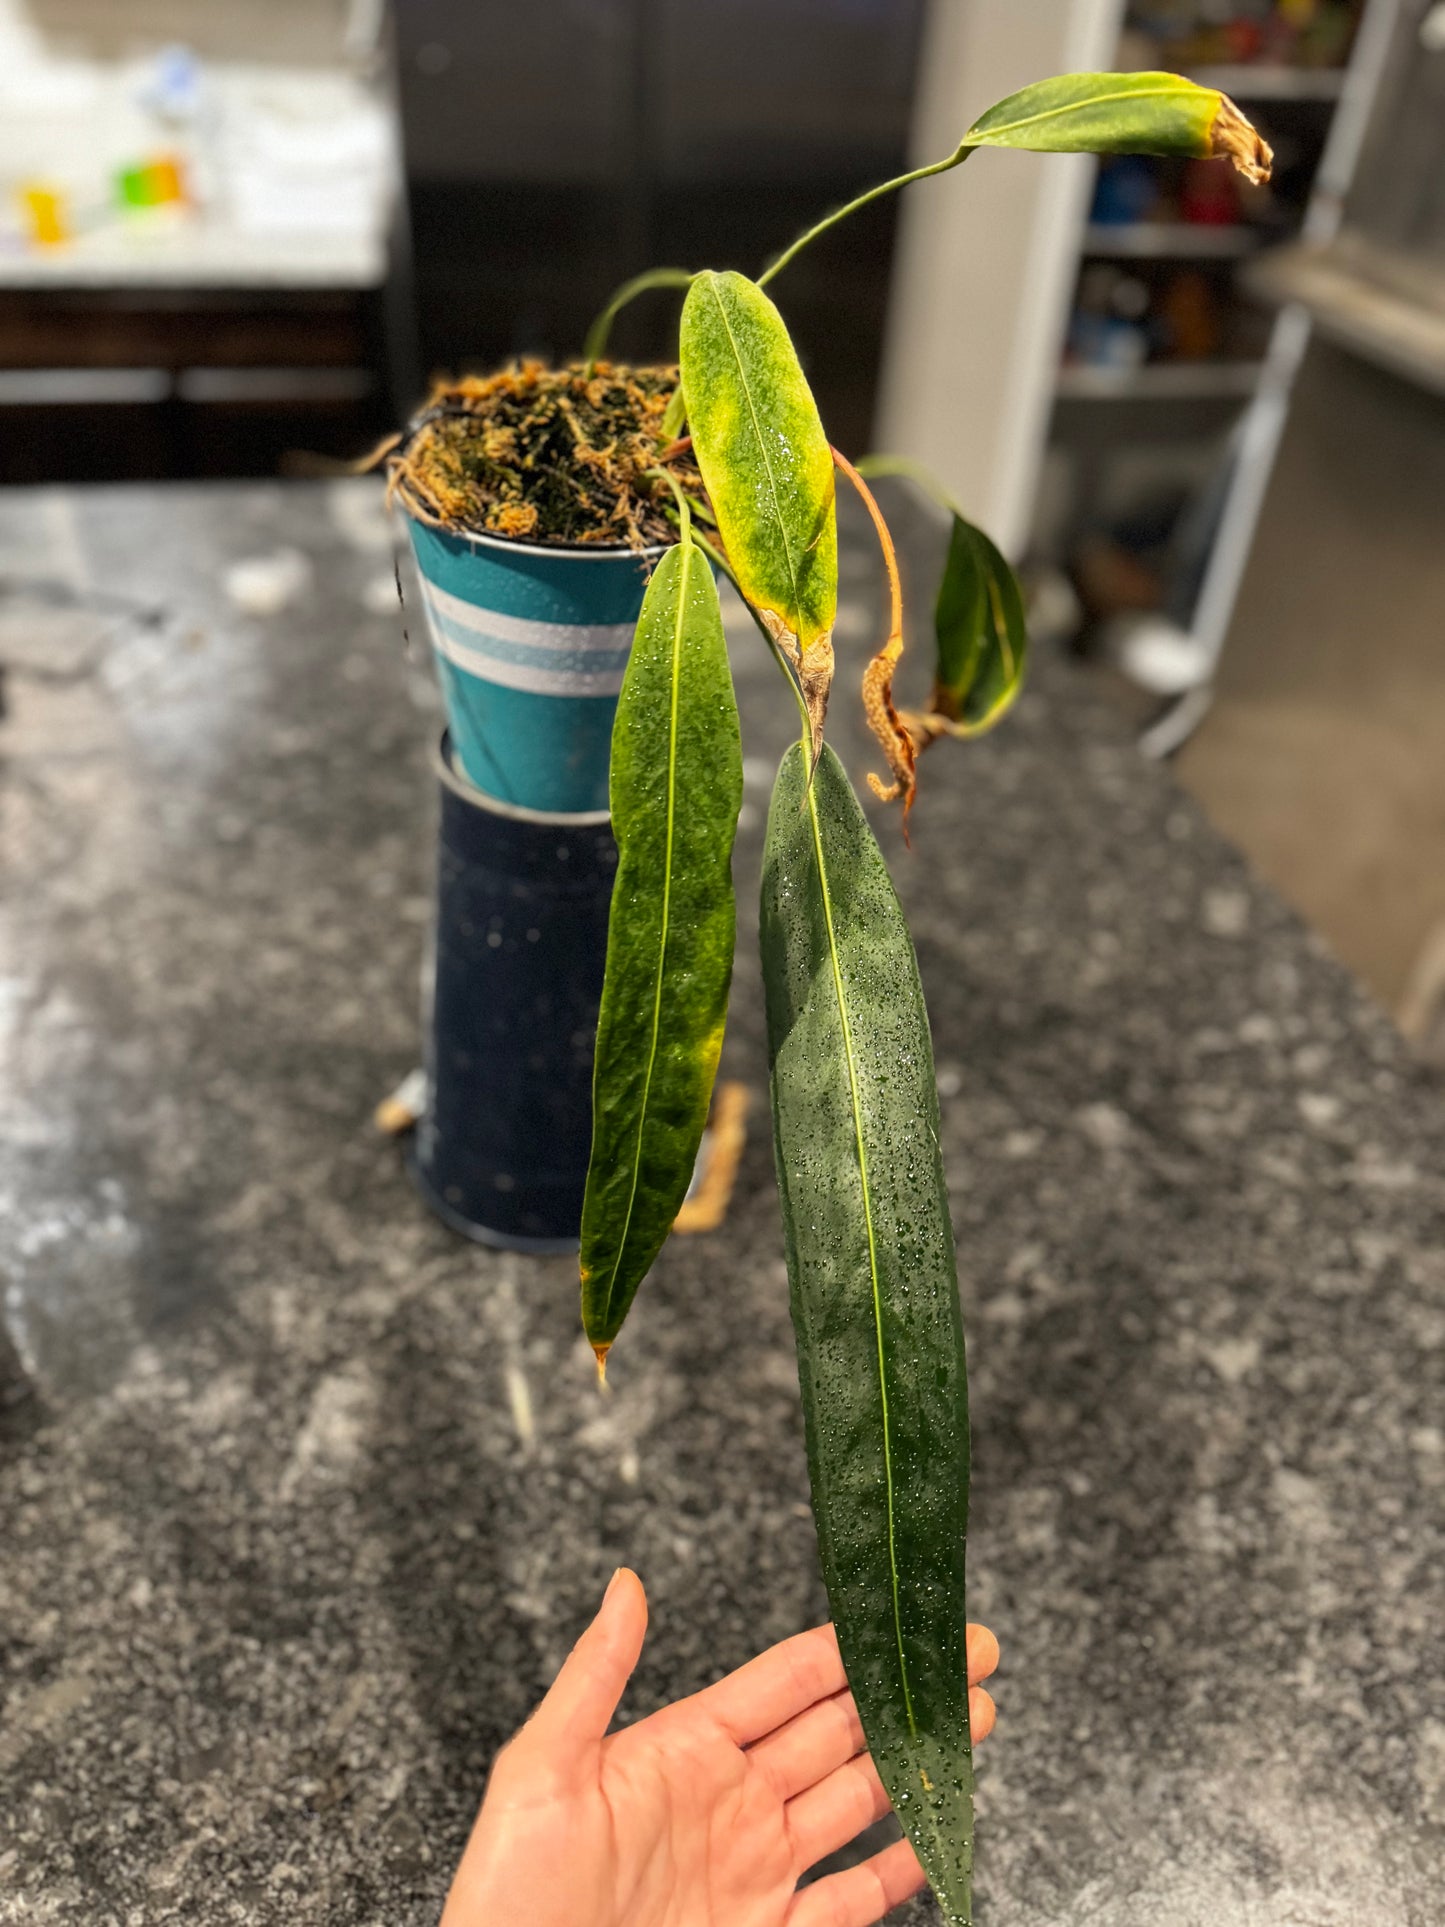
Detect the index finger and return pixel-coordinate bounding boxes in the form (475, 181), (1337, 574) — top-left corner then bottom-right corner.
(692, 1624), (846, 1746)
(967, 1623), (999, 1687)
(693, 1620), (1000, 1749)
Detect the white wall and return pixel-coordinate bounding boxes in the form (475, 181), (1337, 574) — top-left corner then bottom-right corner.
(874, 0), (1124, 558)
(8, 0), (352, 65)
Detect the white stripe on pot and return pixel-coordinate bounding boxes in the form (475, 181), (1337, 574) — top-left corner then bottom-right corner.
(421, 606), (629, 697)
(424, 602), (632, 678)
(420, 577), (638, 654)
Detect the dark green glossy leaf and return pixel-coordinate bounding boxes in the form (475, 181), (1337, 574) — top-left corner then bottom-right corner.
(963, 71), (1271, 181)
(933, 513), (1028, 731)
(679, 270), (837, 754)
(580, 534), (742, 1366)
(761, 742), (974, 1923)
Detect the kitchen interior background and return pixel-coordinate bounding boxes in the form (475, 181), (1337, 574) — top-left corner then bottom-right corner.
(2, 0), (1441, 1059)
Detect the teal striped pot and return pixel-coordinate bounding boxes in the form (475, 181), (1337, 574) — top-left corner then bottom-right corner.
(406, 516), (665, 815)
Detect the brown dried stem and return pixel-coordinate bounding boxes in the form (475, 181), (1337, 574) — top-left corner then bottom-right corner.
(830, 446), (917, 823)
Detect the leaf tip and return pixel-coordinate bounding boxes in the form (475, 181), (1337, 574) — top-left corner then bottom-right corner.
(1210, 94), (1273, 185)
(592, 1342), (611, 1386)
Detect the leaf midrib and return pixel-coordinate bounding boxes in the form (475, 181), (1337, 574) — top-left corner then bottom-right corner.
(969, 81), (1198, 144)
(598, 542), (688, 1328)
(702, 275), (806, 644)
(803, 760), (916, 1738)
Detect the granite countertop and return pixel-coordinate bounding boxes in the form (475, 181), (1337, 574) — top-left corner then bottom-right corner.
(0, 481), (1440, 1926)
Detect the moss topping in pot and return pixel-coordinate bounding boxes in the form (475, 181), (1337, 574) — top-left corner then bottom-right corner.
(387, 360), (702, 549)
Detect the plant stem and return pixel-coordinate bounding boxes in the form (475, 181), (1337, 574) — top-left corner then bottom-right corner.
(855, 452), (964, 521)
(757, 149), (973, 289)
(831, 449), (902, 658)
(677, 516), (813, 744)
(584, 268), (696, 368)
(831, 448), (915, 818)
(646, 466), (693, 548)
(659, 384), (688, 444)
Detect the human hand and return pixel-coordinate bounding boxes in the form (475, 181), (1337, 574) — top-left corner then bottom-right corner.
(440, 1569), (999, 1927)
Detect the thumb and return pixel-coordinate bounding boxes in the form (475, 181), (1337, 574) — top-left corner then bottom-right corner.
(528, 1568), (648, 1751)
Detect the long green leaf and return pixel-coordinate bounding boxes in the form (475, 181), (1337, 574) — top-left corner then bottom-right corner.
(761, 742), (974, 1923)
(580, 534), (742, 1367)
(962, 70), (1271, 180)
(679, 270), (837, 755)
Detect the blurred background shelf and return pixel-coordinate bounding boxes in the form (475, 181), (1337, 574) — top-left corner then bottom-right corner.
(1184, 61), (1349, 96)
(1056, 360), (1267, 399)
(1010, 0), (1376, 719)
(0, 226), (386, 290)
(1083, 222), (1270, 257)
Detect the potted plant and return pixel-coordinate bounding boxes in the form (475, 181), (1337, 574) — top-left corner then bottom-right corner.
(391, 74), (1270, 1921)
(386, 367), (705, 1247)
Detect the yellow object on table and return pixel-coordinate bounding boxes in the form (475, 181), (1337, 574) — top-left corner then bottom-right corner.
(20, 185), (70, 247)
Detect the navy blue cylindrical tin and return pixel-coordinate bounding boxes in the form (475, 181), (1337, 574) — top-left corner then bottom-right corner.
(410, 738), (617, 1251)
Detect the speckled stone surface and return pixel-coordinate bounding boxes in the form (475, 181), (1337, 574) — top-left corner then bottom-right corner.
(1, 480), (1441, 1927)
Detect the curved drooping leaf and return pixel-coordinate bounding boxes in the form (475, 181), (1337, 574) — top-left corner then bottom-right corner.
(758, 72), (1270, 288)
(932, 513), (1028, 732)
(761, 741), (974, 1924)
(962, 70), (1272, 182)
(679, 270), (837, 755)
(580, 533), (742, 1368)
(855, 456), (1026, 740)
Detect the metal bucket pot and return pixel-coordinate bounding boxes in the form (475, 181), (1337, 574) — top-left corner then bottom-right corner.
(405, 515), (660, 815)
(409, 737), (618, 1251)
(402, 518), (666, 1248)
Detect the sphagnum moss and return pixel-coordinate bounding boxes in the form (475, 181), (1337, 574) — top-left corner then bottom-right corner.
(387, 359), (702, 549)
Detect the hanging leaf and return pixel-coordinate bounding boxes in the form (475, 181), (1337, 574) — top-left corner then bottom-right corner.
(759, 72), (1270, 291)
(854, 456), (1027, 748)
(680, 270), (837, 759)
(761, 741), (974, 1924)
(580, 533), (742, 1370)
(931, 513), (1028, 732)
(962, 71), (1272, 183)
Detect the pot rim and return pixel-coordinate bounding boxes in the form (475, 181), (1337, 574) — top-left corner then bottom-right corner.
(402, 502), (671, 565)
(434, 732), (613, 829)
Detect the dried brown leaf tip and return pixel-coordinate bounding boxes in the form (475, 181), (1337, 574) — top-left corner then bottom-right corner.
(1211, 95), (1273, 186)
(760, 608), (835, 766)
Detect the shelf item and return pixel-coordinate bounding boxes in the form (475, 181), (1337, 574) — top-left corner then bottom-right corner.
(1056, 362), (1266, 401)
(1185, 63), (1348, 100)
(1248, 239), (1445, 395)
(0, 225), (387, 292)
(1084, 223), (1270, 258)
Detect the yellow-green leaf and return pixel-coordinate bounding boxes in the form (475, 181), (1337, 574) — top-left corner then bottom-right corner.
(580, 532), (742, 1367)
(679, 270), (837, 755)
(963, 71), (1271, 182)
